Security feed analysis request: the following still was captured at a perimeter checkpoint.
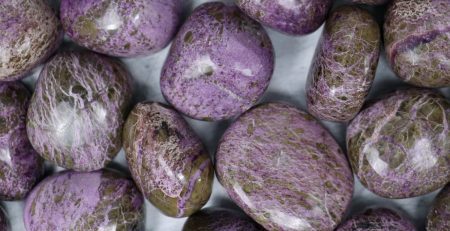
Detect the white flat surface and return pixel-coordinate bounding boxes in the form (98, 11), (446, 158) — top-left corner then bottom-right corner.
(4, 0), (450, 230)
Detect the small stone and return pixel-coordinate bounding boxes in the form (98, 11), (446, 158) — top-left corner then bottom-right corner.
(336, 208), (416, 230)
(427, 184), (450, 231)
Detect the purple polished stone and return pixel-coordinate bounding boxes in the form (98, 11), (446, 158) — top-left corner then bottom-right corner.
(0, 82), (43, 200)
(216, 103), (354, 231)
(350, 0), (391, 5)
(123, 102), (214, 217)
(60, 0), (181, 57)
(0, 0), (62, 81)
(235, 0), (332, 35)
(347, 89), (450, 198)
(336, 208), (416, 231)
(160, 2), (274, 121)
(24, 170), (144, 231)
(307, 6), (381, 122)
(27, 51), (132, 171)
(427, 184), (450, 230)
(384, 0), (450, 87)
(183, 207), (264, 231)
(0, 206), (8, 231)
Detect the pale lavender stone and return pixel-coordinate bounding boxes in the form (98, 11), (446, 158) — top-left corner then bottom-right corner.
(336, 208), (416, 231)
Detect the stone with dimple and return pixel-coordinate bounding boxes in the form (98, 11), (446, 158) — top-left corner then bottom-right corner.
(0, 0), (62, 81)
(427, 184), (450, 230)
(347, 89), (450, 198)
(123, 102), (213, 217)
(60, 0), (181, 57)
(23, 170), (144, 231)
(350, 0), (391, 5)
(336, 208), (416, 231)
(384, 0), (450, 87)
(27, 51), (132, 171)
(216, 103), (354, 231)
(0, 82), (43, 200)
(161, 2), (274, 121)
(307, 6), (381, 122)
(183, 207), (264, 231)
(235, 0), (332, 35)
(0, 206), (8, 231)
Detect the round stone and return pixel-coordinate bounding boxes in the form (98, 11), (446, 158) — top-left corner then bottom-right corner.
(60, 0), (181, 57)
(384, 0), (450, 87)
(427, 184), (450, 230)
(24, 170), (144, 231)
(0, 206), (8, 231)
(0, 0), (62, 81)
(235, 0), (333, 35)
(123, 102), (213, 217)
(27, 51), (132, 171)
(160, 2), (274, 121)
(216, 103), (354, 230)
(336, 208), (416, 230)
(307, 6), (381, 122)
(0, 82), (43, 200)
(347, 89), (450, 198)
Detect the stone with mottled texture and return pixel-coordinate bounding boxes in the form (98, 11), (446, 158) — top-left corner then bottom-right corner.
(0, 0), (62, 81)
(24, 170), (144, 231)
(216, 103), (354, 231)
(123, 102), (213, 217)
(235, 0), (332, 35)
(384, 0), (450, 87)
(427, 184), (450, 230)
(350, 0), (391, 5)
(0, 206), (8, 231)
(307, 6), (381, 122)
(27, 51), (132, 171)
(336, 208), (416, 230)
(347, 89), (450, 198)
(60, 0), (181, 57)
(161, 2), (274, 121)
(183, 207), (264, 231)
(0, 82), (43, 200)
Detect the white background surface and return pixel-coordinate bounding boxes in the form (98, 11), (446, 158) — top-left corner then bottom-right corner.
(4, 0), (450, 230)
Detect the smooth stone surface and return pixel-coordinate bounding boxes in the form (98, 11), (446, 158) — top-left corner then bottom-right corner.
(0, 0), (61, 81)
(384, 0), (450, 87)
(347, 89), (450, 198)
(0, 82), (43, 200)
(336, 208), (416, 230)
(427, 184), (450, 230)
(27, 51), (132, 171)
(123, 102), (213, 217)
(161, 2), (274, 121)
(216, 103), (354, 231)
(24, 170), (144, 231)
(183, 207), (264, 231)
(0, 206), (8, 231)
(307, 6), (380, 122)
(235, 0), (333, 35)
(350, 0), (390, 4)
(60, 0), (181, 57)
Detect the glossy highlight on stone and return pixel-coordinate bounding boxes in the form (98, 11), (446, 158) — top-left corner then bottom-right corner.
(24, 170), (144, 231)
(350, 0), (391, 5)
(216, 103), (354, 231)
(336, 208), (416, 231)
(384, 0), (450, 87)
(307, 6), (381, 122)
(60, 0), (181, 57)
(235, 0), (332, 35)
(0, 206), (8, 231)
(0, 0), (62, 81)
(427, 184), (450, 230)
(183, 207), (264, 231)
(347, 89), (450, 198)
(27, 51), (132, 171)
(160, 2), (274, 121)
(123, 102), (213, 217)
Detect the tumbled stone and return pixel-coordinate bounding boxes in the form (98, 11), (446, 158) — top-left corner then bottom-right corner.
(427, 184), (450, 231)
(336, 208), (416, 231)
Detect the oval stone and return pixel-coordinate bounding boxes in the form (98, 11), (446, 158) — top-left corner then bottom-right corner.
(235, 0), (333, 35)
(27, 51), (132, 171)
(0, 0), (62, 81)
(123, 102), (213, 217)
(216, 103), (354, 230)
(347, 89), (450, 198)
(384, 0), (450, 87)
(336, 208), (416, 231)
(427, 184), (450, 230)
(0, 206), (8, 231)
(0, 82), (43, 200)
(160, 2), (274, 121)
(60, 0), (181, 57)
(24, 170), (144, 231)
(307, 6), (381, 122)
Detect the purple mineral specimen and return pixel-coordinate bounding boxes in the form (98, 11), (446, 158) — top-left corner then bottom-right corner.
(427, 184), (450, 231)
(336, 208), (416, 231)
